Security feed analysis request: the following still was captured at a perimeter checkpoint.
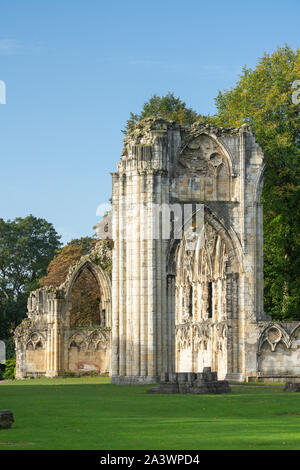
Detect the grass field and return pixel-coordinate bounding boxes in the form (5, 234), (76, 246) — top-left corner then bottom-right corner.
(0, 377), (300, 450)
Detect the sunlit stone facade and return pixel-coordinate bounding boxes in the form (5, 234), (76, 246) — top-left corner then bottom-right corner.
(16, 119), (300, 382)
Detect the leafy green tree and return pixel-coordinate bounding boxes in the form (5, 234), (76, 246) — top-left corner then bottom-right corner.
(210, 45), (300, 319)
(3, 358), (16, 380)
(123, 92), (202, 134)
(0, 215), (61, 339)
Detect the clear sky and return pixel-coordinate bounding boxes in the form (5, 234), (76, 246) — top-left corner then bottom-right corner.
(0, 0), (299, 244)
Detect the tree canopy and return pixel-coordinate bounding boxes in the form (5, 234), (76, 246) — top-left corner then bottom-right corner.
(209, 45), (300, 319)
(0, 215), (61, 342)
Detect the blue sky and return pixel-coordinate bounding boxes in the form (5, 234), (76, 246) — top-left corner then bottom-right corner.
(0, 0), (299, 244)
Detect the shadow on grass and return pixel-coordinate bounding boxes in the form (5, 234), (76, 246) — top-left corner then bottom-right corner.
(0, 377), (299, 450)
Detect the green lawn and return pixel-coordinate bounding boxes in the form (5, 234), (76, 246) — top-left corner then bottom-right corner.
(0, 377), (300, 450)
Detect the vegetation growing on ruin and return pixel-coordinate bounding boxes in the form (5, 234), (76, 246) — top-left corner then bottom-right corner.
(122, 92), (204, 134)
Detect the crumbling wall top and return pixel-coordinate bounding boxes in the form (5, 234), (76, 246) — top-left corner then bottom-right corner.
(122, 117), (183, 156)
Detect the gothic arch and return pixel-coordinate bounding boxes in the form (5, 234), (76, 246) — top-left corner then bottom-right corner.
(167, 205), (243, 276)
(179, 130), (235, 177)
(65, 260), (112, 327)
(26, 332), (46, 350)
(290, 323), (300, 342)
(257, 323), (291, 353)
(167, 204), (243, 377)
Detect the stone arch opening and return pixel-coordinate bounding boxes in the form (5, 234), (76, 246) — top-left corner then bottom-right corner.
(69, 265), (103, 327)
(64, 260), (112, 376)
(65, 260), (112, 328)
(176, 132), (236, 201)
(167, 206), (242, 379)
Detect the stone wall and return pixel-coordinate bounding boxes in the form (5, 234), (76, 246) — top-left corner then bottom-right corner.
(111, 119), (268, 383)
(15, 118), (300, 383)
(67, 329), (110, 375)
(15, 241), (112, 379)
(255, 322), (300, 381)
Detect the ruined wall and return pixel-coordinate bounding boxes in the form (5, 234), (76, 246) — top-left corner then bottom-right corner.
(15, 242), (112, 379)
(67, 329), (110, 374)
(25, 333), (46, 375)
(256, 322), (300, 381)
(171, 124), (266, 381)
(16, 118), (300, 383)
(111, 118), (267, 383)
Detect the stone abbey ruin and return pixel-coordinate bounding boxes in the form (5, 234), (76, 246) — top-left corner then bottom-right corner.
(15, 118), (300, 383)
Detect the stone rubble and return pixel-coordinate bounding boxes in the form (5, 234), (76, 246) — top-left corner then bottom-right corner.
(0, 410), (14, 429)
(148, 367), (231, 394)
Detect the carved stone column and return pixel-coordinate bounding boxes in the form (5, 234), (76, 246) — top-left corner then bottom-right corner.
(45, 296), (65, 377)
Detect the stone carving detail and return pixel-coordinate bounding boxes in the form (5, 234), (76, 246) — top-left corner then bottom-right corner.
(26, 332), (45, 350)
(258, 323), (294, 352)
(176, 324), (192, 351)
(177, 134), (226, 176)
(175, 220), (229, 325)
(175, 133), (232, 201)
(68, 329), (110, 352)
(174, 211), (238, 378)
(193, 322), (211, 352)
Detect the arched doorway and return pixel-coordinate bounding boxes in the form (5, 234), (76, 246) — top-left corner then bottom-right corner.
(68, 264), (106, 327)
(169, 207), (242, 379)
(65, 260), (112, 374)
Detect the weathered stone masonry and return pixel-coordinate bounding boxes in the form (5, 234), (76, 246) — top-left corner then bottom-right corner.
(15, 118), (300, 382)
(15, 242), (112, 379)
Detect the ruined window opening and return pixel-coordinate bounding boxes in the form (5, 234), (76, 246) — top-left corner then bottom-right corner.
(189, 286), (193, 317)
(208, 281), (213, 318)
(70, 266), (103, 327)
(100, 309), (106, 327)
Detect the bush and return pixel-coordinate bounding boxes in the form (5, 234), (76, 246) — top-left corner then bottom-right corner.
(3, 358), (16, 380)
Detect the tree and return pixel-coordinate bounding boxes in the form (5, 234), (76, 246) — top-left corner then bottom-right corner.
(209, 45), (300, 319)
(0, 215), (61, 340)
(123, 92), (202, 134)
